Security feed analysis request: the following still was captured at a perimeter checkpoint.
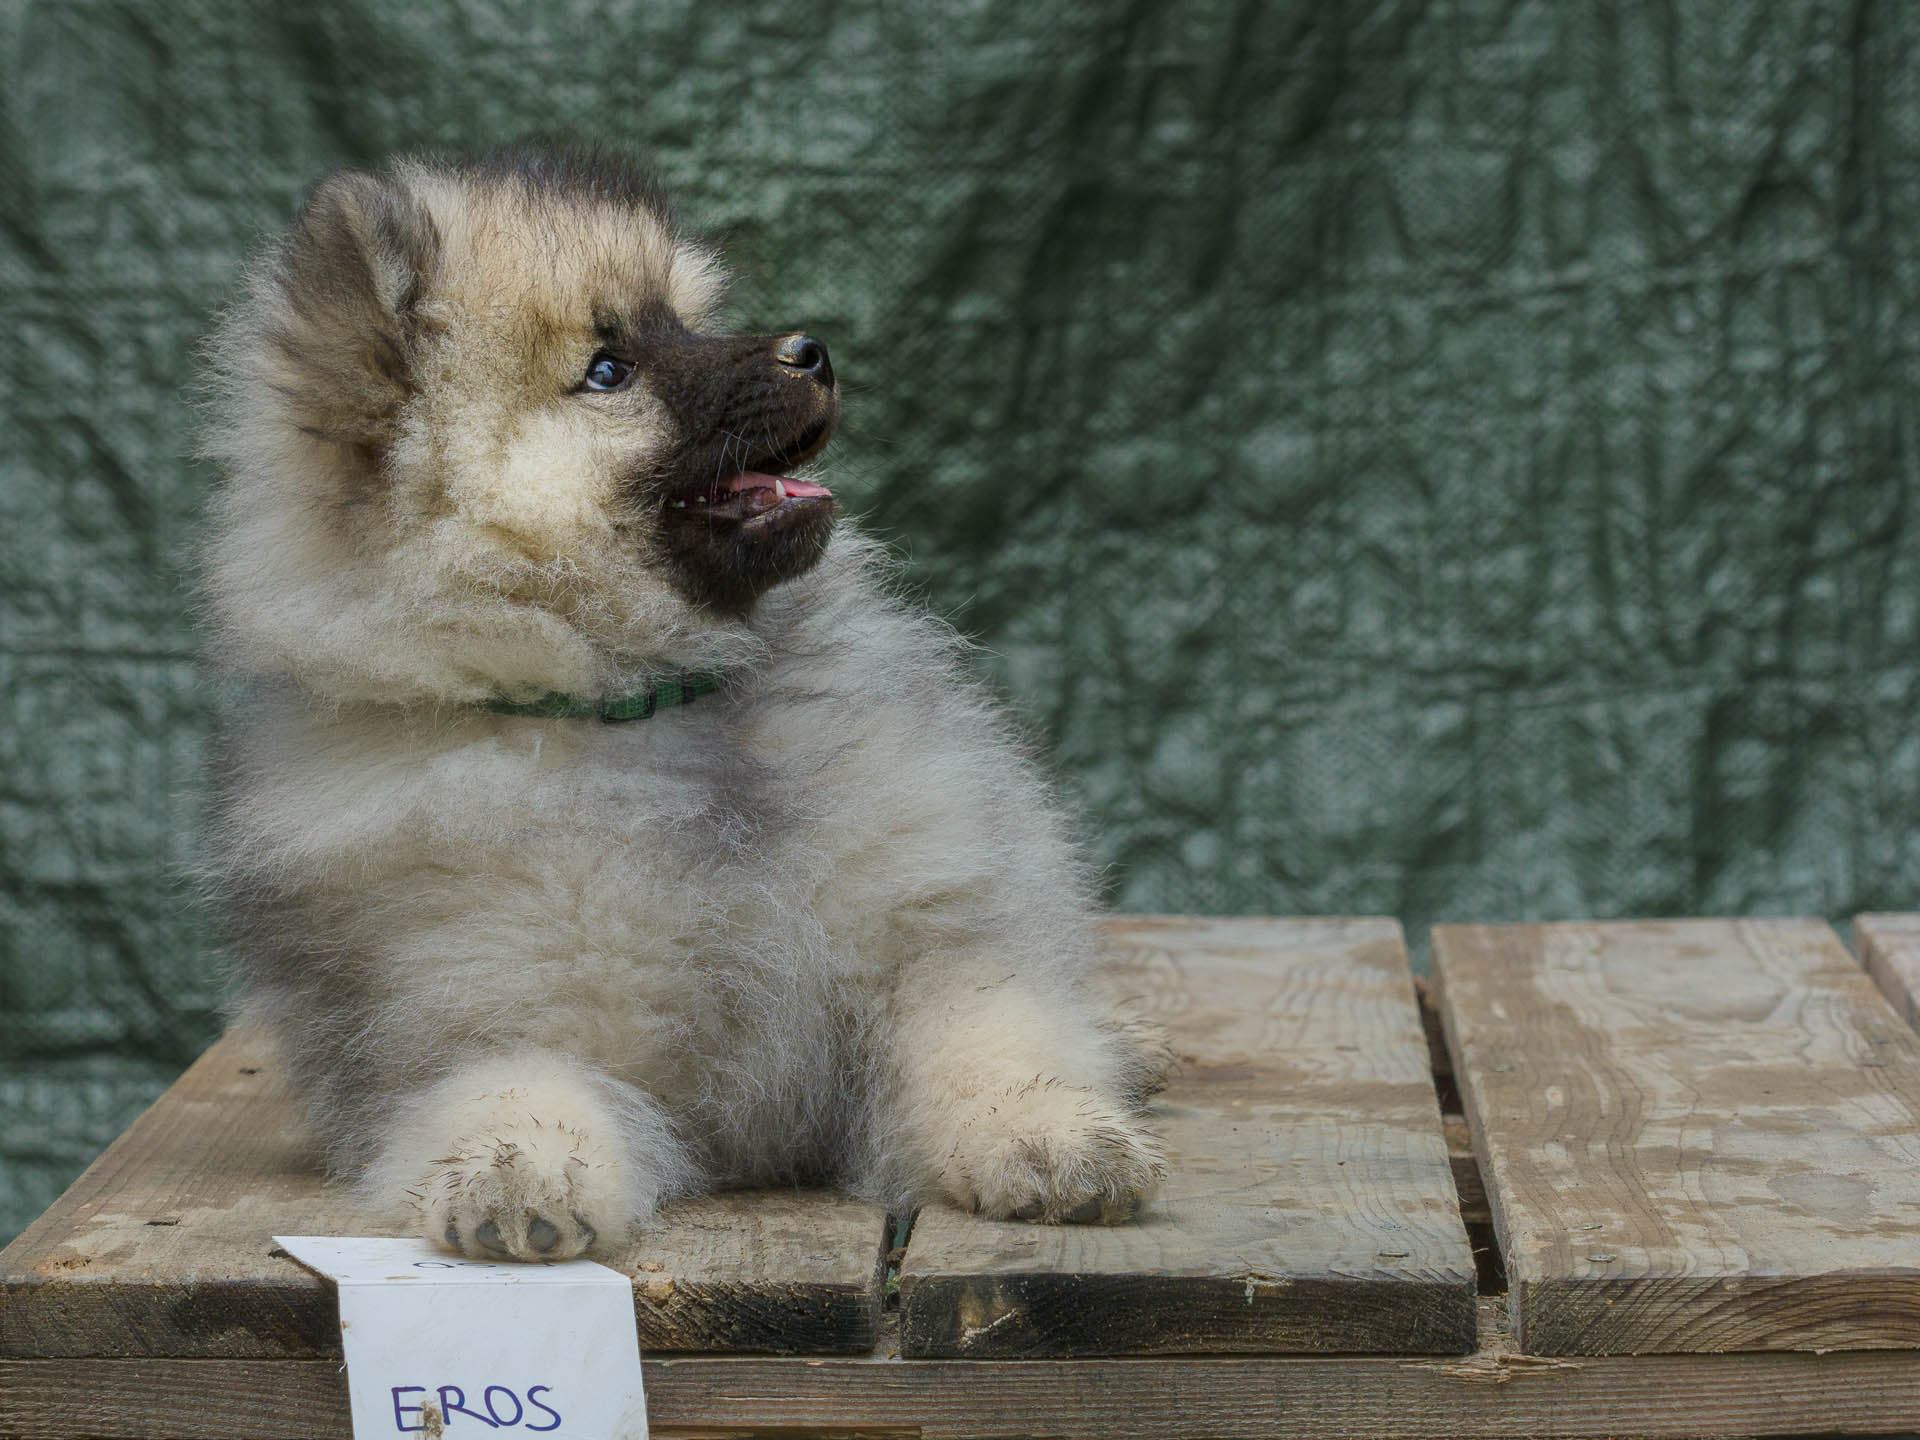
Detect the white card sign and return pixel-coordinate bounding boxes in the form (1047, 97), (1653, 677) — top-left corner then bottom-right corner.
(276, 1236), (648, 1440)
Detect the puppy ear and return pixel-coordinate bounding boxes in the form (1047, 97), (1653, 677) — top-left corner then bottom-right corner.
(266, 167), (440, 462)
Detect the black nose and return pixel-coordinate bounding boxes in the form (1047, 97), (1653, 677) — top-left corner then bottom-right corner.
(775, 333), (833, 387)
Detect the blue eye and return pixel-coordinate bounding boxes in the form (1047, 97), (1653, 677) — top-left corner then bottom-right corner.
(583, 353), (631, 391)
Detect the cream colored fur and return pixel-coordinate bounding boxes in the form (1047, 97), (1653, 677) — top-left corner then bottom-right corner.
(202, 152), (1167, 1261)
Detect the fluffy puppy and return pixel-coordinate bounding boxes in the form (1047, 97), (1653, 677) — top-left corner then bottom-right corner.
(200, 148), (1168, 1261)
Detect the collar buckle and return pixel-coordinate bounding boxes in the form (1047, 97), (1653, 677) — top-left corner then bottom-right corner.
(599, 689), (659, 723)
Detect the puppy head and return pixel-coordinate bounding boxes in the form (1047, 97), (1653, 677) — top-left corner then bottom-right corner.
(201, 148), (840, 704)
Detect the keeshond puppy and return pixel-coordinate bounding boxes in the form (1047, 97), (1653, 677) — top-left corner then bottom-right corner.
(200, 148), (1168, 1261)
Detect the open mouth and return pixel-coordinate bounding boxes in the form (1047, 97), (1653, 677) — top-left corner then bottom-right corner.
(667, 470), (833, 526)
(648, 371), (841, 612)
(665, 424), (834, 531)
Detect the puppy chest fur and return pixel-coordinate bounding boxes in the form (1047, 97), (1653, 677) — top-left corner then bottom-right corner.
(202, 147), (1168, 1260)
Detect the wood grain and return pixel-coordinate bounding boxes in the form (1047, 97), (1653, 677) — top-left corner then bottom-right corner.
(899, 917), (1476, 1357)
(0, 1029), (888, 1358)
(1856, 912), (1920, 1033)
(1435, 918), (1920, 1355)
(9, 1304), (1920, 1440)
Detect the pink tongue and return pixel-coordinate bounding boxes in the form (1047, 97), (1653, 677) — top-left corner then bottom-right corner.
(722, 471), (832, 500)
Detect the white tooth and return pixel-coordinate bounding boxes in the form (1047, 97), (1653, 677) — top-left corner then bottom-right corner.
(773, 478), (787, 500)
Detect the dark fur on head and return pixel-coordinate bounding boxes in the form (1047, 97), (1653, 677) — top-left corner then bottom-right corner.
(464, 143), (679, 218)
(266, 171), (441, 479)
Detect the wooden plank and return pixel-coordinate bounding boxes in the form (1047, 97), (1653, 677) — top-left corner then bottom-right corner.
(1434, 918), (1920, 1356)
(11, 1304), (1920, 1440)
(0, 1029), (888, 1358)
(1856, 912), (1920, 1032)
(626, 1191), (886, 1354)
(899, 916), (1476, 1357)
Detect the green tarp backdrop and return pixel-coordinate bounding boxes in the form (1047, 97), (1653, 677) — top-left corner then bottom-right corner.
(3, 0), (1917, 1244)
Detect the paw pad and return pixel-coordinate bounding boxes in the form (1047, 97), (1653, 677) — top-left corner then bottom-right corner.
(414, 1124), (614, 1262)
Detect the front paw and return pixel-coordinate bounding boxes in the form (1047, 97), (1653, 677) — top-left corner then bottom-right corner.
(412, 1121), (622, 1262)
(943, 1082), (1167, 1224)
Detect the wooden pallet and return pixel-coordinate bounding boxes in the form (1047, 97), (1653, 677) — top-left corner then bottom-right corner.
(5, 915), (1920, 1439)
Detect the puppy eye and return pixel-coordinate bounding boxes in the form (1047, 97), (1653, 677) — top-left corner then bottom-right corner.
(581, 352), (632, 392)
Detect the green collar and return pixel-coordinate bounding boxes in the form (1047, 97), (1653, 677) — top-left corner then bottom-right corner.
(484, 672), (724, 723)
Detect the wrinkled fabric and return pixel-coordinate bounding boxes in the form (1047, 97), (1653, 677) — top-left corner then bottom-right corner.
(3, 1), (1917, 1243)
